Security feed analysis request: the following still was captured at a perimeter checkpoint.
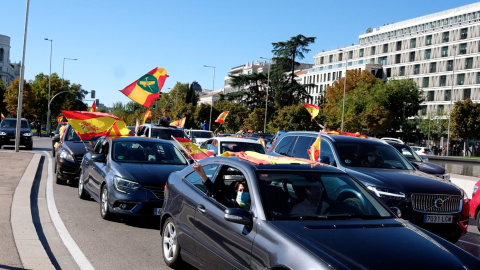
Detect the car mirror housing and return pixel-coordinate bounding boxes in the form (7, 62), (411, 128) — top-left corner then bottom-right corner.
(91, 154), (107, 163)
(224, 208), (252, 226)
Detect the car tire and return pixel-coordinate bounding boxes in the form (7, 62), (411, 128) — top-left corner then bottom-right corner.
(476, 211), (480, 232)
(100, 185), (113, 220)
(162, 217), (183, 268)
(78, 171), (89, 200)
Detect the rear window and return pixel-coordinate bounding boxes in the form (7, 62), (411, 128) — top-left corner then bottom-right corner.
(191, 131), (213, 138)
(152, 128), (186, 140)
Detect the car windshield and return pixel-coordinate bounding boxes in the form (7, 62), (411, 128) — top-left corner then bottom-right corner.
(152, 128), (186, 140)
(257, 171), (392, 221)
(1, 119), (30, 129)
(394, 145), (423, 162)
(220, 142), (266, 154)
(335, 142), (414, 170)
(112, 140), (188, 165)
(191, 131), (213, 138)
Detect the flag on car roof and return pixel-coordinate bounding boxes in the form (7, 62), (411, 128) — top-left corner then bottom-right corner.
(215, 111), (230, 124)
(1, 113), (4, 120)
(61, 110), (132, 140)
(221, 151), (321, 166)
(172, 137), (214, 160)
(307, 132), (321, 162)
(143, 109), (152, 124)
(304, 104), (320, 122)
(120, 67), (168, 108)
(88, 101), (96, 112)
(170, 117), (186, 128)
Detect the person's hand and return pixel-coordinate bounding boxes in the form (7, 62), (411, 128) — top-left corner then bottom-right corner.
(193, 161), (207, 183)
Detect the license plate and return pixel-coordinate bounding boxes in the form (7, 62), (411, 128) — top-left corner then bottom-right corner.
(424, 215), (452, 223)
(154, 208), (162, 215)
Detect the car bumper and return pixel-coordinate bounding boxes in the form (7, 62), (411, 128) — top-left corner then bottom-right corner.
(56, 159), (81, 181)
(0, 136), (33, 146)
(108, 187), (164, 216)
(402, 209), (468, 240)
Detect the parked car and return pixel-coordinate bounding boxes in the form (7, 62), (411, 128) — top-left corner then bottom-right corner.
(54, 124), (100, 184)
(160, 155), (480, 269)
(136, 123), (187, 151)
(51, 122), (68, 156)
(470, 180), (480, 232)
(184, 129), (213, 146)
(268, 131), (470, 243)
(0, 118), (33, 150)
(79, 136), (189, 220)
(411, 146), (434, 155)
(383, 139), (450, 181)
(198, 137), (265, 156)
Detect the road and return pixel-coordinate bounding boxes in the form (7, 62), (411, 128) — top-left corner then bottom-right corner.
(26, 137), (480, 268)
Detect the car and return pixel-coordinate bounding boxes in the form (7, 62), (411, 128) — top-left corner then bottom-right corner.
(78, 136), (189, 220)
(136, 123), (187, 151)
(184, 129), (213, 146)
(51, 122), (68, 156)
(265, 130), (287, 151)
(383, 139), (450, 181)
(198, 136), (266, 156)
(54, 124), (101, 184)
(411, 146), (434, 155)
(159, 154), (480, 269)
(471, 180), (480, 232)
(0, 118), (33, 150)
(249, 132), (274, 144)
(268, 131), (470, 243)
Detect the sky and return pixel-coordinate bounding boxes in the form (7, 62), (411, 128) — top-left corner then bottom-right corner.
(2, 0), (479, 108)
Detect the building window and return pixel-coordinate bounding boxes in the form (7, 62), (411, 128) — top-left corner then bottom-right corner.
(409, 51), (415, 62)
(395, 54), (401, 64)
(320, 57), (324, 64)
(386, 68), (391, 78)
(339, 53), (343, 61)
(429, 62), (436, 73)
(426, 35), (432, 45)
(0, 48), (3, 62)
(383, 44), (388, 53)
(439, 75), (447, 86)
(396, 41), (402, 51)
(329, 55), (333, 62)
(370, 46), (375, 55)
(477, 72), (480, 84)
(410, 38), (416, 48)
(442, 31), (449, 43)
(424, 49), (431, 59)
(378, 56), (387, 65)
(348, 51), (353, 59)
(465, 57), (473, 69)
(414, 64), (420, 75)
(464, 88), (471, 99)
(441, 46), (448, 57)
(420, 105), (427, 116)
(457, 74), (465, 85)
(460, 28), (468, 39)
(437, 105), (444, 114)
(328, 73), (331, 81)
(359, 48), (364, 57)
(427, 91), (434, 101)
(445, 90), (451, 101)
(422, 77), (429, 87)
(447, 60), (454, 71)
(399, 66), (405, 76)
(459, 43), (467, 54)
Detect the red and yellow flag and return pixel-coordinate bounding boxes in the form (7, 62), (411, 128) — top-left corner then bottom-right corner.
(172, 137), (214, 160)
(57, 115), (64, 123)
(304, 104), (320, 122)
(307, 132), (321, 162)
(222, 151), (321, 166)
(1, 113), (4, 120)
(135, 119), (140, 134)
(61, 111), (132, 140)
(143, 109), (152, 124)
(171, 117), (186, 128)
(120, 67), (168, 108)
(88, 101), (96, 112)
(215, 111), (230, 124)
(257, 138), (266, 148)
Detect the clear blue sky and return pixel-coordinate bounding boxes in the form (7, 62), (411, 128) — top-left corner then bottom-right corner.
(3, 0), (479, 107)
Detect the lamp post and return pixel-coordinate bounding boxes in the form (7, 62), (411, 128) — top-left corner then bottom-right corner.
(339, 49), (347, 132)
(260, 56), (272, 133)
(446, 44), (457, 157)
(203, 65), (215, 131)
(44, 37), (53, 136)
(62, 57), (77, 86)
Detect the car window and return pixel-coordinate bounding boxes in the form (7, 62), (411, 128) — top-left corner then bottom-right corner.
(191, 131), (213, 138)
(151, 128), (186, 140)
(185, 164), (220, 194)
(220, 142), (265, 154)
(274, 135), (296, 156)
(290, 136), (316, 159)
(320, 140), (335, 165)
(113, 140), (188, 164)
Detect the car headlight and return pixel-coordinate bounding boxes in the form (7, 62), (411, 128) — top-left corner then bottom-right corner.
(114, 176), (141, 193)
(22, 132), (32, 137)
(473, 184), (479, 196)
(367, 186), (406, 199)
(0, 131), (6, 136)
(59, 150), (75, 162)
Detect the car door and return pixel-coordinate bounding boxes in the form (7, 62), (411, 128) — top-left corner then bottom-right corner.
(87, 138), (109, 200)
(193, 164), (255, 269)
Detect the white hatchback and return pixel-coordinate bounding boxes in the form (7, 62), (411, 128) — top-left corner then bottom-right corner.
(184, 129), (213, 146)
(411, 146), (433, 155)
(198, 137), (266, 156)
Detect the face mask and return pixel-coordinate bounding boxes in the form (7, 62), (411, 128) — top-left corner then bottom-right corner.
(236, 192), (251, 209)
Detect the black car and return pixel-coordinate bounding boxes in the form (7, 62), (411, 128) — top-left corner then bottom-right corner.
(383, 139), (450, 180)
(160, 155), (480, 269)
(268, 131), (470, 243)
(78, 136), (189, 220)
(0, 118), (33, 150)
(54, 124), (100, 184)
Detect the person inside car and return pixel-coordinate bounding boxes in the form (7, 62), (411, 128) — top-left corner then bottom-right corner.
(193, 161), (250, 209)
(290, 182), (329, 215)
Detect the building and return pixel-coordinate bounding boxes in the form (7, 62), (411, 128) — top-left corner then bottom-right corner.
(0, 34), (21, 86)
(301, 2), (480, 117)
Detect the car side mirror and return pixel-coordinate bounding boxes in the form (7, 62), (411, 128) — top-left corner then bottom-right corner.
(224, 208), (252, 226)
(91, 154), (106, 163)
(52, 136), (60, 143)
(390, 207), (402, 218)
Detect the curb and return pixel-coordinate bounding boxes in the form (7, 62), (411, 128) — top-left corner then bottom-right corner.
(11, 153), (55, 269)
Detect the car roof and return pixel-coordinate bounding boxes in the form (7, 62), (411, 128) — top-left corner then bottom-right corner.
(107, 135), (175, 144)
(141, 123), (183, 129)
(281, 131), (388, 145)
(213, 136), (263, 144)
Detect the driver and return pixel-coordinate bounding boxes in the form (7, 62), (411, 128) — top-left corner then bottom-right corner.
(362, 151), (383, 167)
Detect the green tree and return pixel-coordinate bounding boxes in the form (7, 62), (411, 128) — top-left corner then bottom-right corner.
(451, 98), (480, 140)
(213, 100), (249, 133)
(224, 73), (268, 111)
(419, 111), (448, 146)
(194, 103), (217, 131)
(243, 108), (266, 132)
(271, 104), (321, 132)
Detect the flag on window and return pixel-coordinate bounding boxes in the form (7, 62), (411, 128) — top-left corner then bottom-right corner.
(61, 110), (132, 140)
(170, 117), (186, 128)
(143, 109), (152, 124)
(88, 101), (96, 112)
(172, 137), (214, 160)
(307, 132), (321, 162)
(120, 67), (168, 108)
(304, 104), (320, 122)
(1, 113), (4, 120)
(215, 111), (230, 124)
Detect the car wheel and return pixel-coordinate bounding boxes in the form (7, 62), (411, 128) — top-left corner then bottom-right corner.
(100, 185), (113, 220)
(476, 211), (480, 232)
(162, 217), (183, 268)
(78, 171), (89, 199)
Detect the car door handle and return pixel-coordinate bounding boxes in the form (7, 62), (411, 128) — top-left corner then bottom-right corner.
(197, 204), (206, 214)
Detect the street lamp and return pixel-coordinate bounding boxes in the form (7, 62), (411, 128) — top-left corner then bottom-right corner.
(62, 57), (77, 86)
(446, 44), (457, 157)
(203, 65), (215, 131)
(260, 56), (272, 133)
(339, 49), (348, 132)
(44, 37), (53, 136)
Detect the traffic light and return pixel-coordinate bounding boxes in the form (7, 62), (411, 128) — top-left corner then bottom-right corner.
(152, 104), (156, 110)
(91, 90), (95, 99)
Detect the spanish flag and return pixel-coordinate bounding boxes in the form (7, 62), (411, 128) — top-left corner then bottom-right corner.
(1, 113), (4, 120)
(222, 151), (321, 166)
(120, 67), (168, 108)
(143, 109), (152, 124)
(307, 132), (321, 162)
(171, 117), (186, 128)
(172, 137), (214, 160)
(215, 111), (230, 124)
(304, 104), (320, 122)
(57, 115), (64, 123)
(88, 101), (96, 112)
(61, 111), (132, 140)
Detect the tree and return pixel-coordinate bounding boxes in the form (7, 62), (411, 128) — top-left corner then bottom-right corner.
(243, 108), (266, 132)
(225, 73), (268, 111)
(451, 98), (480, 140)
(418, 111), (448, 146)
(213, 100), (249, 134)
(0, 79), (7, 117)
(270, 104), (321, 132)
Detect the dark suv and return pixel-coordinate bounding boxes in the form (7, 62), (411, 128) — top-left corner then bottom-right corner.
(0, 118), (33, 150)
(267, 131), (469, 243)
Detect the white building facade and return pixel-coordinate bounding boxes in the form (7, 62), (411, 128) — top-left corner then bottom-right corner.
(0, 34), (21, 86)
(302, 2), (480, 117)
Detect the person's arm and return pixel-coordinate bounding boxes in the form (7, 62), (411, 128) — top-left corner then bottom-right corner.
(193, 162), (234, 207)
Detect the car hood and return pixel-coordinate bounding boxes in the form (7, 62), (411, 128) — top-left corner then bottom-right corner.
(62, 141), (89, 155)
(344, 167), (461, 196)
(412, 161), (446, 174)
(271, 219), (479, 269)
(114, 162), (187, 185)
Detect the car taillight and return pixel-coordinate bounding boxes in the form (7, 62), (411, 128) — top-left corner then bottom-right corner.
(164, 183), (168, 192)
